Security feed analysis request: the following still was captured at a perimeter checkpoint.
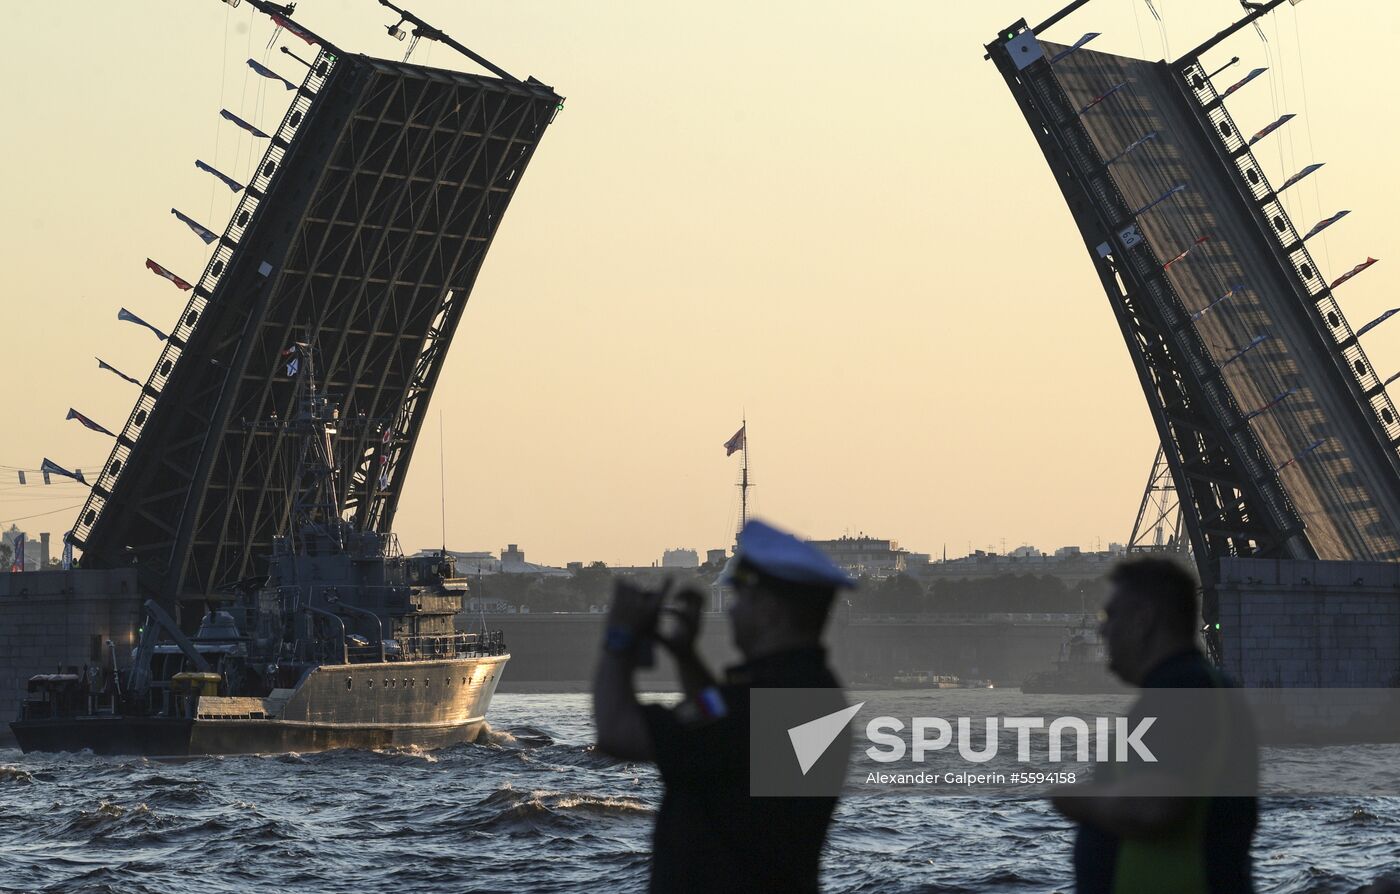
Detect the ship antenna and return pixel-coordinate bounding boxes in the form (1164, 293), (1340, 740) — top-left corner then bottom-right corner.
(439, 409), (447, 555)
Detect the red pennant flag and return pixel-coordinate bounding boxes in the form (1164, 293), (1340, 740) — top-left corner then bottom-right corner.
(1248, 113), (1295, 147)
(1221, 68), (1266, 99)
(1163, 235), (1212, 271)
(1078, 82), (1128, 116)
(146, 258), (193, 291)
(66, 408), (116, 438)
(271, 14), (318, 46)
(1330, 257), (1379, 291)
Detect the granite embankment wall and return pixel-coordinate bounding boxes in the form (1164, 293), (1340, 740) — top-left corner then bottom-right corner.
(473, 611), (1075, 690)
(1217, 558), (1400, 687)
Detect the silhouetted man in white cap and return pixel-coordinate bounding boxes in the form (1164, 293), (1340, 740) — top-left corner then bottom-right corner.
(593, 518), (854, 893)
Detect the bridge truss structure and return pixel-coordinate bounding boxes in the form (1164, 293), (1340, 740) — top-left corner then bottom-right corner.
(71, 10), (562, 615)
(988, 0), (1400, 620)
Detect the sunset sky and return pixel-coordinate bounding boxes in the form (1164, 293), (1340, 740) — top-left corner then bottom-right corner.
(2, 0), (1397, 567)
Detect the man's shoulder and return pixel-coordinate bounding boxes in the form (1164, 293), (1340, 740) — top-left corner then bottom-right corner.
(725, 649), (841, 689)
(1141, 650), (1221, 689)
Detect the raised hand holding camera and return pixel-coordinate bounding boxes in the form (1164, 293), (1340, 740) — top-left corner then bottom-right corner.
(655, 586), (704, 657)
(603, 578), (670, 667)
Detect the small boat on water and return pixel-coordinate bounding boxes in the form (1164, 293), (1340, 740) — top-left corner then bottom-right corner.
(887, 671), (995, 690)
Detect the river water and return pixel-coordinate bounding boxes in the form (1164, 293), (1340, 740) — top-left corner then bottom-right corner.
(2, 691), (1397, 893)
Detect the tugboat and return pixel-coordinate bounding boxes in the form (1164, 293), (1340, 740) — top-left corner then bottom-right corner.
(11, 348), (509, 756)
(1019, 617), (1126, 694)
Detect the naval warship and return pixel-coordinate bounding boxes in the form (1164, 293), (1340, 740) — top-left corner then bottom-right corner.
(11, 349), (509, 756)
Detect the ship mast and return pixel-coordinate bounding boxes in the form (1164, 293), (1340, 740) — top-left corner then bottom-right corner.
(282, 343), (346, 554)
(737, 416), (750, 539)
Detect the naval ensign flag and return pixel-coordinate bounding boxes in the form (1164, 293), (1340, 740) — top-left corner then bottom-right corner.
(724, 425), (745, 457)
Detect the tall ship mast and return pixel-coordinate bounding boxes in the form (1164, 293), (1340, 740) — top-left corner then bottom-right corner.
(12, 350), (509, 756)
(738, 416), (751, 538)
(725, 419), (751, 545)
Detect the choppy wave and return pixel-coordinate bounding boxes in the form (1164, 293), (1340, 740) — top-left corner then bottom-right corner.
(370, 744), (440, 763)
(2, 693), (1398, 894)
(0, 765), (34, 784)
(468, 784), (653, 831)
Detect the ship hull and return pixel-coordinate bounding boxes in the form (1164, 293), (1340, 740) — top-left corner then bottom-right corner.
(10, 715), (490, 757)
(12, 654), (508, 757)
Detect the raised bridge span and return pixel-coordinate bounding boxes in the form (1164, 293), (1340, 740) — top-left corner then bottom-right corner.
(988, 0), (1400, 685)
(68, 2), (561, 617)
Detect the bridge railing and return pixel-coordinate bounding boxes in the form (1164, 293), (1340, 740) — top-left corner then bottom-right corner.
(396, 631), (508, 660)
(70, 48), (341, 549)
(1178, 59), (1400, 449)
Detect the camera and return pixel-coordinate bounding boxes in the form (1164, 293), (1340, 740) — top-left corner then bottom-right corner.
(614, 578), (698, 667)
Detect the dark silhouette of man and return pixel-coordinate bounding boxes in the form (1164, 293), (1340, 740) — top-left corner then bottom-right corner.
(1052, 557), (1258, 894)
(593, 519), (853, 893)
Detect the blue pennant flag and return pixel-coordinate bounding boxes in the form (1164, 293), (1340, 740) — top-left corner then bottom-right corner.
(1302, 210), (1350, 242)
(1050, 33), (1101, 65)
(195, 159), (245, 193)
(118, 307), (169, 342)
(171, 208), (218, 245)
(1222, 334), (1269, 367)
(40, 458), (88, 486)
(1243, 387), (1299, 422)
(1279, 163), (1324, 194)
(1277, 438), (1326, 473)
(1132, 182), (1188, 219)
(1357, 308), (1400, 339)
(97, 357), (141, 386)
(220, 109), (271, 139)
(248, 58), (298, 91)
(1106, 131), (1159, 167)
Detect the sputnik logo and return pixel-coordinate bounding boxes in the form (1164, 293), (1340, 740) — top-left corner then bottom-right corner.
(787, 702), (864, 775)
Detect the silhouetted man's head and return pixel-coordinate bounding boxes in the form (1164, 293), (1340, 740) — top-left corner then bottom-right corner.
(1100, 557), (1199, 685)
(726, 559), (836, 658)
(721, 519), (852, 659)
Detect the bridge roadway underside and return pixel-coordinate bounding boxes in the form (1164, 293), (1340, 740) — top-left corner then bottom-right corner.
(1045, 42), (1400, 560)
